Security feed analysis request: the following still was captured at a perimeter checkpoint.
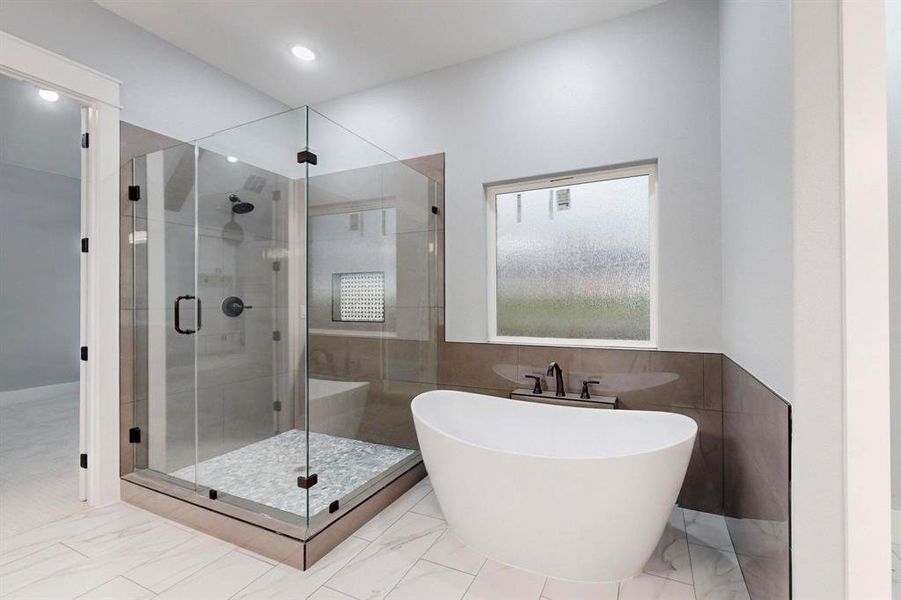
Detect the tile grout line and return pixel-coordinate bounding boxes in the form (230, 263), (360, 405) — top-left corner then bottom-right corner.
(323, 584), (359, 599)
(72, 574), (126, 599)
(117, 532), (199, 583)
(0, 504), (129, 565)
(680, 505), (699, 600)
(59, 540), (91, 559)
(225, 551), (278, 600)
(258, 537), (373, 600)
(120, 573), (158, 595)
(458, 555), (487, 600)
(419, 556), (482, 578)
(0, 540), (67, 567)
(373, 516), (448, 599)
(322, 504), (443, 598)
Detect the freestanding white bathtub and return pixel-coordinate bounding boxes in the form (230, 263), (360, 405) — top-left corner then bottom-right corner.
(411, 390), (697, 582)
(308, 378), (369, 439)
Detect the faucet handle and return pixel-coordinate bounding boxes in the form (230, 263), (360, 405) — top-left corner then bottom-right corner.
(525, 374), (543, 395)
(580, 380), (600, 400)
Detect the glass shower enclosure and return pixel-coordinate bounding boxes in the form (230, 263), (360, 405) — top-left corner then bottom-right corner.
(125, 106), (439, 536)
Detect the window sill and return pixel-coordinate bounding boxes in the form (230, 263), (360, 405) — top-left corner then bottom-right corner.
(487, 336), (657, 350)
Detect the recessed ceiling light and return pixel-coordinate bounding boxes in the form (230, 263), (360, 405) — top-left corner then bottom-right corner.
(290, 45), (316, 61)
(38, 89), (59, 102)
(227, 156), (239, 163)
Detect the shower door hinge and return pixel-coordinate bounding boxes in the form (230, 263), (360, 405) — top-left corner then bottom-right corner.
(272, 261), (281, 272)
(297, 149), (318, 165)
(80, 346), (88, 361)
(209, 489), (218, 500)
(81, 238), (89, 253)
(297, 473), (318, 489)
(81, 133), (89, 148)
(272, 330), (281, 342)
(128, 185), (141, 201)
(79, 453), (88, 469)
(329, 500), (340, 514)
(128, 427), (141, 444)
(273, 400), (282, 412)
(431, 205), (439, 215)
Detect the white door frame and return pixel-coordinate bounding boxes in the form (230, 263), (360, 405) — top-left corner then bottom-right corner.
(0, 32), (122, 506)
(791, 1), (891, 598)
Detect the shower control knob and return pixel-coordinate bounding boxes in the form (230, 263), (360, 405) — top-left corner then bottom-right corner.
(222, 296), (252, 317)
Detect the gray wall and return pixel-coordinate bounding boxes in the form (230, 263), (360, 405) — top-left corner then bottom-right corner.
(0, 163), (81, 391)
(317, 0), (723, 351)
(719, 0), (793, 401)
(0, 0), (286, 143)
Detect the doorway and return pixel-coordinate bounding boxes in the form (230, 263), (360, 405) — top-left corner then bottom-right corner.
(0, 72), (87, 538)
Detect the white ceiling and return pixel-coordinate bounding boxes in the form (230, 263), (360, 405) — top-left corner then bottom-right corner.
(95, 0), (663, 108)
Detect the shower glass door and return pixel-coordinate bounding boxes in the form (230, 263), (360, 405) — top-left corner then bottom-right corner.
(131, 142), (200, 488)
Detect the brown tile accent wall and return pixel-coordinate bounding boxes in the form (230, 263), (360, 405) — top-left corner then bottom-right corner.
(723, 356), (791, 600)
(437, 339), (724, 513)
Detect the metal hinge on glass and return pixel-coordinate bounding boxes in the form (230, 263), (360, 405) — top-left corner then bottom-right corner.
(297, 473), (318, 489)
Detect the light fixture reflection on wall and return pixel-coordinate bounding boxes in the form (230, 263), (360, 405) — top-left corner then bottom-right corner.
(291, 45), (316, 61)
(38, 89), (59, 102)
(227, 156), (239, 163)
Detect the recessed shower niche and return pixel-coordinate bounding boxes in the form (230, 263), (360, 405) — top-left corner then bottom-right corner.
(119, 106), (441, 567)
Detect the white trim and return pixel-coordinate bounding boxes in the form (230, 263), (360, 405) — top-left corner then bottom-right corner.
(485, 163), (658, 349)
(0, 32), (120, 108)
(839, 1), (891, 597)
(0, 31), (121, 507)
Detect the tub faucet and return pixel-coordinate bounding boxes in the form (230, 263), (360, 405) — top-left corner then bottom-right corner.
(546, 362), (565, 397)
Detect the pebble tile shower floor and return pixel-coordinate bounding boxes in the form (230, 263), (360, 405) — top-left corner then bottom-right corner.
(0, 475), (752, 599)
(169, 430), (415, 517)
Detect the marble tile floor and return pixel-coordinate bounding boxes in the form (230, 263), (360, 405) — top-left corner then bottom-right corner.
(0, 385), (89, 540)
(168, 430), (416, 517)
(0, 475), (751, 599)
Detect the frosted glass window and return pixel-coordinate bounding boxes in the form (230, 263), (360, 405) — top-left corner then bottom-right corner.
(490, 167), (654, 343)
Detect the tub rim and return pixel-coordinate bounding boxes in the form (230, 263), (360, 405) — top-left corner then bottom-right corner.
(411, 389), (698, 462)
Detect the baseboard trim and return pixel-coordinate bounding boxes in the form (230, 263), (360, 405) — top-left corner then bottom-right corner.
(0, 381), (79, 407)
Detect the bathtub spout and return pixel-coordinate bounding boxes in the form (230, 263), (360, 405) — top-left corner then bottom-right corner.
(546, 362), (565, 397)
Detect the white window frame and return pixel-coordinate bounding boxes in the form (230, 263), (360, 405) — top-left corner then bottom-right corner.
(486, 163), (658, 349)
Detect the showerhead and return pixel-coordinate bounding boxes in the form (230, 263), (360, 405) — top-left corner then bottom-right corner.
(228, 193), (255, 214)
